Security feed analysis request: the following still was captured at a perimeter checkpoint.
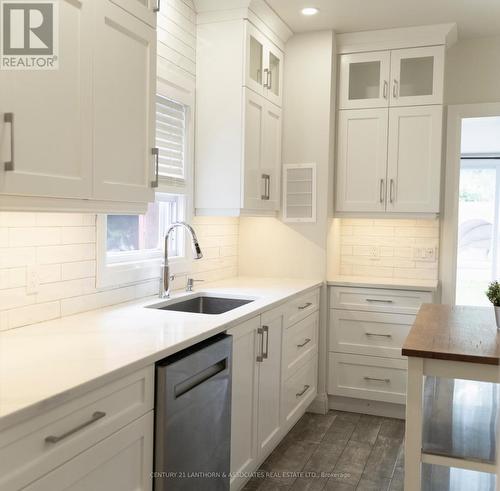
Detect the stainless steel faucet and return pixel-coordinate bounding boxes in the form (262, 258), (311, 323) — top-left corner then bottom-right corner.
(160, 222), (203, 298)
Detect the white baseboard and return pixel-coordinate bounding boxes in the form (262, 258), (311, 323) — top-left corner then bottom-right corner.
(307, 392), (329, 415)
(328, 395), (405, 420)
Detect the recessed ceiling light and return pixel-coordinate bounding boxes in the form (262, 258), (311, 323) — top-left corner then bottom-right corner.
(301, 7), (319, 16)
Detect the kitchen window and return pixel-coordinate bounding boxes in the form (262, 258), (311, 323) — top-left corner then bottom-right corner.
(97, 80), (194, 288)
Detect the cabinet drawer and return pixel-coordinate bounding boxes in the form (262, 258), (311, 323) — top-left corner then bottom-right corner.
(283, 356), (317, 429)
(330, 286), (432, 314)
(328, 353), (407, 404)
(285, 289), (320, 327)
(284, 312), (318, 379)
(0, 366), (154, 491)
(330, 310), (414, 359)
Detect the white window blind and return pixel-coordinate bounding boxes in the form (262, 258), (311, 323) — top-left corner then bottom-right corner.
(156, 95), (186, 185)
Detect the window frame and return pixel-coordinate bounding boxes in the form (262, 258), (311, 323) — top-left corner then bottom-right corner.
(96, 72), (195, 289)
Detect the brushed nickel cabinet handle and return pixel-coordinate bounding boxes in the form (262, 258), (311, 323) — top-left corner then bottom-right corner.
(366, 298), (394, 304)
(263, 68), (269, 88)
(4, 113), (14, 172)
(383, 80), (388, 99)
(151, 147), (159, 188)
(256, 327), (264, 362)
(297, 338), (311, 348)
(298, 302), (312, 310)
(296, 385), (310, 398)
(262, 325), (269, 359)
(268, 70), (272, 91)
(45, 411), (106, 444)
(379, 179), (384, 203)
(389, 179), (395, 203)
(364, 376), (390, 384)
(393, 79), (398, 98)
(153, 0), (161, 12)
(365, 332), (392, 338)
(261, 174), (270, 200)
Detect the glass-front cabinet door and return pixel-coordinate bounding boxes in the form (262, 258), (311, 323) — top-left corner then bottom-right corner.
(265, 47), (283, 107)
(246, 23), (266, 97)
(339, 51), (391, 109)
(389, 46), (444, 106)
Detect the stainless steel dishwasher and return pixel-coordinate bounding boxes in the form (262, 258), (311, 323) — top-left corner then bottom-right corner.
(154, 334), (232, 491)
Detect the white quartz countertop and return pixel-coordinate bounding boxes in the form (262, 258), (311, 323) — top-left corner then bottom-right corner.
(0, 277), (322, 431)
(327, 275), (438, 292)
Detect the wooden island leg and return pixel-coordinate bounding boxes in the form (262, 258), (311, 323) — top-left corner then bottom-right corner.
(405, 357), (424, 491)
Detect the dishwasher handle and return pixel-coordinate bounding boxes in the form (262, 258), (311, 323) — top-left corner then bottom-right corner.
(174, 358), (228, 398)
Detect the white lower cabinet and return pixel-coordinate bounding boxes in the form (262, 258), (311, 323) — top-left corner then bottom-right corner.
(0, 367), (154, 491)
(23, 412), (153, 491)
(328, 285), (434, 406)
(228, 288), (320, 491)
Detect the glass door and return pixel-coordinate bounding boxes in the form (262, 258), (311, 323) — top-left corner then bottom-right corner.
(455, 161), (498, 306)
(339, 51), (390, 109)
(265, 48), (283, 107)
(390, 46), (444, 106)
(245, 23), (265, 97)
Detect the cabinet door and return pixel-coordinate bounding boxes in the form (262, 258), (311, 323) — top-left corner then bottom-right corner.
(23, 412), (153, 491)
(336, 109), (389, 212)
(110, 0), (157, 27)
(257, 309), (284, 458)
(387, 105), (442, 213)
(0, 0), (92, 199)
(261, 101), (282, 211)
(339, 52), (391, 109)
(245, 23), (266, 97)
(228, 318), (260, 491)
(243, 89), (265, 211)
(264, 45), (283, 107)
(390, 46), (444, 106)
(93, 1), (156, 204)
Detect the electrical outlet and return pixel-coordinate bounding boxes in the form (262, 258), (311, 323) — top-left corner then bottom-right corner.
(413, 247), (436, 262)
(369, 246), (380, 258)
(26, 266), (40, 295)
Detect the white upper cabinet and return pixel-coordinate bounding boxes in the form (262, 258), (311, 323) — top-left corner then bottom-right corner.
(389, 46), (444, 107)
(339, 51), (391, 110)
(339, 45), (444, 110)
(245, 23), (283, 107)
(196, 16), (285, 216)
(0, 0), (156, 212)
(336, 109), (388, 213)
(110, 0), (158, 27)
(0, 0), (93, 200)
(387, 105), (443, 213)
(93, 0), (156, 204)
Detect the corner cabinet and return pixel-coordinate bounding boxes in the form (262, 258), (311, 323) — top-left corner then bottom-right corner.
(0, 0), (156, 213)
(195, 17), (284, 216)
(335, 28), (450, 216)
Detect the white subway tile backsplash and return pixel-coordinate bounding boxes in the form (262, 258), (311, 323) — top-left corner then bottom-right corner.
(9, 227), (61, 247)
(339, 218), (439, 281)
(61, 261), (96, 280)
(0, 213), (239, 331)
(37, 243), (96, 264)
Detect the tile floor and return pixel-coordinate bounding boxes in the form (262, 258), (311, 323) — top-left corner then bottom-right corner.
(243, 410), (404, 491)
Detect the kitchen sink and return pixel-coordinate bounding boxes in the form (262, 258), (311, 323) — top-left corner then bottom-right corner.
(147, 294), (255, 315)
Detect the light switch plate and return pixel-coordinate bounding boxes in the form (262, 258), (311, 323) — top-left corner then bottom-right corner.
(26, 266), (40, 295)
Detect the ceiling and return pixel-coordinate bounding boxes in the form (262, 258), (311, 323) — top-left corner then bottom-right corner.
(266, 0), (500, 39)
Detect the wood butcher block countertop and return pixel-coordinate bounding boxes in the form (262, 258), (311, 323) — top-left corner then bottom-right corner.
(402, 304), (500, 365)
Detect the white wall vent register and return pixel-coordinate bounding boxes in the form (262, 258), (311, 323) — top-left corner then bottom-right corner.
(282, 163), (317, 222)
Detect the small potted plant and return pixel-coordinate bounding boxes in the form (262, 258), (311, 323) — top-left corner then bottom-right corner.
(486, 281), (500, 329)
